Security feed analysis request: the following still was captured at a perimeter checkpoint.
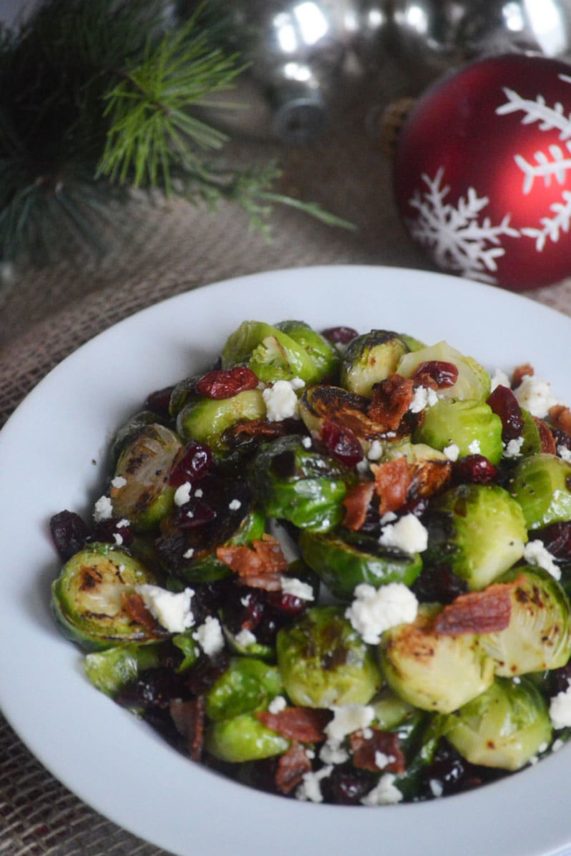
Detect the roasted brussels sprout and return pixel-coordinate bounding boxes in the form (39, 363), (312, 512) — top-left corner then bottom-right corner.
(111, 423), (182, 531)
(276, 320), (339, 381)
(380, 604), (495, 713)
(84, 642), (163, 696)
(340, 330), (410, 397)
(299, 530), (422, 600)
(444, 678), (552, 771)
(480, 567), (571, 675)
(372, 688), (417, 730)
(177, 390), (266, 455)
(425, 484), (527, 590)
(414, 399), (503, 465)
(109, 410), (161, 464)
(250, 436), (349, 532)
(397, 341), (491, 401)
(51, 543), (158, 650)
(510, 453), (571, 530)
(381, 441), (448, 464)
(277, 606), (382, 707)
(220, 320), (319, 383)
(205, 657), (283, 722)
(298, 385), (385, 448)
(519, 408), (543, 457)
(205, 712), (289, 763)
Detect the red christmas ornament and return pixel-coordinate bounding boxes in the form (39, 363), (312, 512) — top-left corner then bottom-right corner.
(394, 55), (571, 291)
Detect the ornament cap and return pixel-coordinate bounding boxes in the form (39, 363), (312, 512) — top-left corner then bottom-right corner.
(378, 97), (417, 159)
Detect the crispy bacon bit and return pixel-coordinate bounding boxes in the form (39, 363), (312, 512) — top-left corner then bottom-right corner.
(371, 458), (451, 514)
(343, 482), (375, 531)
(534, 418), (557, 454)
(275, 743), (312, 794)
(216, 535), (287, 591)
(121, 592), (161, 635)
(229, 419), (290, 439)
(349, 729), (405, 774)
(368, 374), (414, 432)
(256, 707), (331, 743)
(169, 697), (205, 761)
(434, 583), (514, 635)
(550, 405), (571, 437)
(511, 363), (534, 388)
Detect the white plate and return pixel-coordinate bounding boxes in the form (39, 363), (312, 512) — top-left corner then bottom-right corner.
(1, 265), (570, 856)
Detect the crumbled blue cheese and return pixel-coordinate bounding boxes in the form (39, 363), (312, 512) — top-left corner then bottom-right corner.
(375, 751), (396, 770)
(324, 704), (375, 741)
(380, 511), (397, 525)
(356, 458), (371, 475)
(113, 533), (123, 546)
(429, 779), (444, 798)
(558, 445), (571, 463)
(268, 695), (287, 714)
(504, 437), (524, 459)
(345, 583), (419, 644)
(379, 513), (428, 554)
(136, 585), (195, 633)
(443, 443), (459, 462)
(93, 495), (113, 522)
(228, 499), (242, 511)
(111, 476), (127, 489)
(523, 540), (561, 580)
(514, 376), (558, 418)
(552, 738), (565, 752)
(262, 378), (305, 421)
(490, 368), (510, 392)
(234, 627), (257, 648)
(367, 440), (383, 461)
(409, 386), (438, 414)
(296, 766), (333, 803)
(194, 488), (204, 498)
(301, 436), (312, 449)
(193, 616), (225, 656)
(468, 439), (481, 454)
(280, 576), (314, 601)
(183, 547), (195, 559)
(550, 684), (571, 729)
(116, 518), (130, 529)
(319, 739), (349, 765)
(361, 774), (403, 806)
(174, 481), (192, 507)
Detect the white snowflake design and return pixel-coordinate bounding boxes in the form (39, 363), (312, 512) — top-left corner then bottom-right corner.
(496, 74), (571, 250)
(407, 168), (519, 284)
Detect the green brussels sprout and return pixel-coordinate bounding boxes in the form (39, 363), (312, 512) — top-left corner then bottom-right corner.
(205, 713), (289, 763)
(380, 605), (495, 713)
(372, 688), (417, 730)
(177, 389), (266, 455)
(111, 423), (182, 531)
(171, 632), (200, 671)
(168, 375), (200, 418)
(299, 529), (422, 600)
(298, 385), (386, 450)
(519, 408), (542, 457)
(205, 658), (283, 722)
(340, 330), (410, 397)
(480, 567), (571, 675)
(220, 320), (319, 383)
(250, 436), (349, 533)
(397, 341), (491, 401)
(175, 510), (266, 584)
(109, 410), (160, 464)
(399, 333), (425, 353)
(51, 543), (157, 651)
(221, 622), (274, 661)
(414, 399), (503, 465)
(84, 641), (163, 696)
(510, 453), (571, 529)
(277, 606), (382, 707)
(444, 678), (552, 771)
(425, 484), (527, 590)
(381, 441), (448, 463)
(276, 320), (339, 381)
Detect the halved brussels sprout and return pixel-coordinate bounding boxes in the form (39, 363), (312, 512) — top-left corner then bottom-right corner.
(425, 484), (527, 590)
(277, 606), (382, 707)
(111, 423), (182, 531)
(479, 567), (571, 675)
(299, 529), (422, 600)
(276, 320), (339, 381)
(168, 375), (200, 418)
(205, 658), (283, 722)
(397, 341), (491, 401)
(84, 641), (163, 696)
(519, 408), (542, 457)
(298, 385), (386, 448)
(380, 604), (495, 713)
(220, 320), (319, 383)
(510, 453), (571, 530)
(399, 333), (425, 353)
(340, 330), (410, 397)
(109, 410), (160, 464)
(381, 441), (448, 463)
(51, 543), (158, 650)
(250, 436), (349, 533)
(205, 712), (289, 763)
(177, 390), (266, 455)
(444, 678), (552, 771)
(414, 399), (503, 465)
(372, 688), (417, 730)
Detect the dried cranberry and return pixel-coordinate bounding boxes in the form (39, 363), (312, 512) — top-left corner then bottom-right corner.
(255, 611), (285, 647)
(222, 587), (267, 634)
(412, 566), (467, 605)
(535, 522), (571, 560)
(169, 441), (212, 487)
(185, 653), (230, 696)
(321, 420), (363, 466)
(115, 667), (189, 709)
(454, 454), (498, 485)
(322, 766), (376, 805)
(144, 385), (175, 417)
(266, 590), (308, 617)
(423, 744), (483, 796)
(554, 428), (571, 452)
(487, 385), (523, 441)
(412, 361), (458, 389)
(547, 662), (571, 696)
(195, 367), (258, 399)
(93, 517), (134, 547)
(190, 581), (232, 625)
(49, 510), (92, 560)
(174, 500), (217, 529)
(321, 326), (358, 346)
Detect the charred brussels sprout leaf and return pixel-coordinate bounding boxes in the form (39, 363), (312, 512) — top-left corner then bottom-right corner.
(205, 658), (283, 722)
(340, 330), (409, 397)
(397, 341), (491, 401)
(380, 605), (495, 713)
(205, 712), (290, 762)
(510, 453), (571, 530)
(298, 385), (383, 449)
(277, 606), (382, 707)
(177, 390), (266, 455)
(250, 436), (349, 533)
(444, 678), (552, 771)
(220, 320), (319, 384)
(51, 543), (157, 651)
(84, 642), (163, 696)
(414, 399), (503, 465)
(109, 410), (161, 465)
(276, 320), (339, 381)
(299, 530), (422, 600)
(425, 485), (527, 590)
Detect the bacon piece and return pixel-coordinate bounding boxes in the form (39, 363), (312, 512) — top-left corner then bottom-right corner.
(371, 458), (451, 514)
(511, 363), (534, 388)
(216, 535), (287, 590)
(229, 419), (290, 439)
(121, 592), (161, 635)
(550, 405), (571, 437)
(256, 707), (331, 743)
(275, 743), (312, 795)
(534, 418), (557, 454)
(349, 729), (405, 774)
(368, 374), (415, 432)
(343, 482), (375, 531)
(410, 459), (452, 501)
(169, 697), (205, 761)
(434, 583), (514, 635)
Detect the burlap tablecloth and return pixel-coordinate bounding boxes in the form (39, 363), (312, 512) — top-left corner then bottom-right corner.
(1, 121), (571, 855)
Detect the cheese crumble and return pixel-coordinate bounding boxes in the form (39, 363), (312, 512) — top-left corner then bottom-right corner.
(136, 585), (195, 633)
(523, 540), (561, 580)
(93, 495), (113, 522)
(361, 774), (403, 806)
(379, 513), (428, 554)
(550, 684), (571, 729)
(280, 576), (314, 601)
(346, 583), (419, 644)
(193, 616), (224, 656)
(514, 376), (558, 418)
(263, 378), (305, 421)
